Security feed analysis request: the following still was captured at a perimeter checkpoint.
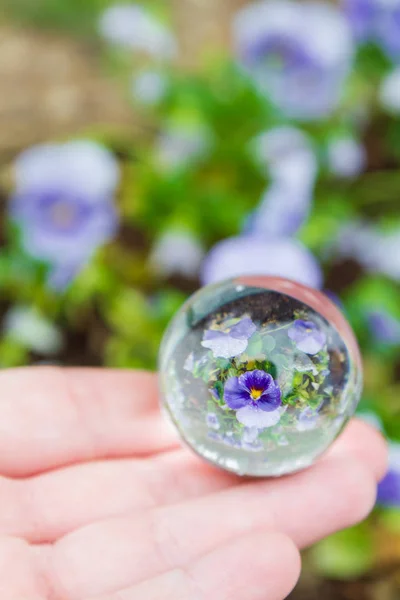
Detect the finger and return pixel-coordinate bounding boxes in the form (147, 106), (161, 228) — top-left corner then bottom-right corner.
(327, 418), (388, 481)
(88, 532), (300, 600)
(47, 454), (376, 599)
(0, 367), (178, 477)
(0, 419), (386, 544)
(0, 535), (46, 598)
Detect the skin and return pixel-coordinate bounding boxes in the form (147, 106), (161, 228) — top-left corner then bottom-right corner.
(0, 367), (387, 600)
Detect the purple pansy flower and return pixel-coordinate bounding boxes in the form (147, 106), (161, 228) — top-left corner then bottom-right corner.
(288, 320), (327, 355)
(201, 317), (257, 359)
(344, 0), (400, 61)
(233, 1), (354, 120)
(224, 369), (283, 428)
(377, 443), (400, 507)
(367, 310), (400, 345)
(9, 141), (120, 290)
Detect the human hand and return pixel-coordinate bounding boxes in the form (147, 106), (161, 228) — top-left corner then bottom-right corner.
(0, 368), (387, 600)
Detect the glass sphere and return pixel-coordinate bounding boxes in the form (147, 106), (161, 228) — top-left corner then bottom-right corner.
(159, 276), (362, 477)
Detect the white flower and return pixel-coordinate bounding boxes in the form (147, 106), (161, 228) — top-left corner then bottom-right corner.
(233, 1), (354, 120)
(327, 137), (366, 178)
(3, 306), (63, 355)
(131, 69), (168, 105)
(149, 230), (204, 278)
(98, 3), (177, 60)
(380, 67), (400, 114)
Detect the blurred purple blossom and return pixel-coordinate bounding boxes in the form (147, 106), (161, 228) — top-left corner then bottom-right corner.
(249, 127), (317, 237)
(154, 122), (213, 172)
(337, 222), (400, 281)
(233, 1), (354, 120)
(367, 310), (400, 344)
(131, 69), (168, 105)
(288, 320), (327, 355)
(10, 141), (120, 290)
(98, 3), (177, 60)
(201, 236), (323, 289)
(380, 67), (400, 113)
(206, 412), (220, 430)
(3, 306), (63, 355)
(377, 443), (400, 507)
(149, 230), (204, 279)
(201, 317), (256, 359)
(296, 406), (320, 431)
(327, 137), (366, 179)
(344, 0), (400, 61)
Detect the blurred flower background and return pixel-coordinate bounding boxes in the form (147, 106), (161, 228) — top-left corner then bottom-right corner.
(0, 0), (399, 596)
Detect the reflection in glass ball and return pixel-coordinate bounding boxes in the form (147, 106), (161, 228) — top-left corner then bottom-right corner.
(159, 276), (362, 477)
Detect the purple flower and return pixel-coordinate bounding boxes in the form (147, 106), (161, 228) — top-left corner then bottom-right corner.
(377, 443), (400, 507)
(201, 236), (323, 289)
(367, 310), (400, 345)
(201, 317), (256, 359)
(344, 0), (400, 61)
(224, 369), (283, 428)
(288, 320), (327, 355)
(233, 1), (354, 120)
(206, 412), (220, 430)
(296, 407), (319, 432)
(9, 141), (120, 290)
(98, 3), (178, 60)
(326, 137), (366, 179)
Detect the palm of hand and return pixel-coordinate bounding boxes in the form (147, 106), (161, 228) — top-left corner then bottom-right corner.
(0, 368), (386, 600)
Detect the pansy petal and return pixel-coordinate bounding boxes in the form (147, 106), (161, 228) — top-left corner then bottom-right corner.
(258, 385), (282, 412)
(229, 317), (257, 340)
(241, 369), (273, 393)
(297, 332), (326, 355)
(201, 335), (248, 359)
(236, 405), (284, 428)
(224, 377), (249, 409)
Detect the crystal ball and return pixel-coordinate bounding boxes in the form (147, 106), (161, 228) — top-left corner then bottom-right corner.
(159, 276), (362, 477)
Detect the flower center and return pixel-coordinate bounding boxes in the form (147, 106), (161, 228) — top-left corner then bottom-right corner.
(250, 388), (263, 401)
(50, 200), (78, 230)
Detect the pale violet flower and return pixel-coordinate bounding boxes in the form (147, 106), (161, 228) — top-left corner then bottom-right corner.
(380, 67), (400, 113)
(149, 230), (204, 278)
(3, 306), (63, 355)
(337, 221), (400, 281)
(233, 1), (354, 120)
(344, 0), (400, 61)
(98, 3), (177, 60)
(248, 127), (317, 236)
(131, 69), (168, 106)
(10, 140), (120, 290)
(201, 236), (323, 289)
(154, 123), (212, 172)
(202, 317), (257, 359)
(367, 310), (400, 344)
(252, 127), (317, 189)
(296, 407), (320, 432)
(377, 442), (400, 506)
(327, 137), (366, 178)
